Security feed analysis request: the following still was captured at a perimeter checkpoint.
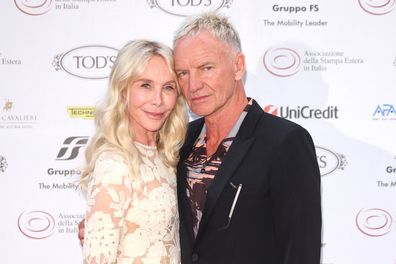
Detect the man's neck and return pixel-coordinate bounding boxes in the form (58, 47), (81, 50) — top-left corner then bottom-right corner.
(204, 90), (248, 156)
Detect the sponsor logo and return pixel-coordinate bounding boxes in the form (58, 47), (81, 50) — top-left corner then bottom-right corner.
(56, 136), (89, 160)
(67, 106), (95, 120)
(0, 155), (8, 172)
(315, 146), (347, 176)
(372, 104), (396, 120)
(147, 0), (233, 17)
(3, 99), (13, 111)
(18, 211), (56, 239)
(264, 105), (339, 120)
(356, 208), (393, 237)
(52, 45), (118, 79)
(14, 0), (53, 16)
(358, 0), (395, 15)
(263, 48), (301, 77)
(0, 98), (38, 129)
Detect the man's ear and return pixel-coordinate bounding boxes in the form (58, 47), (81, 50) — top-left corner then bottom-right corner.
(234, 53), (245, 81)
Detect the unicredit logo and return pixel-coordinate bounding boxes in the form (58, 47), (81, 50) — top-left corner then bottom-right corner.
(14, 0), (52, 16)
(264, 105), (339, 119)
(356, 208), (393, 237)
(147, 0), (231, 17)
(18, 211), (56, 239)
(358, 0), (395, 15)
(52, 45), (118, 79)
(263, 48), (301, 77)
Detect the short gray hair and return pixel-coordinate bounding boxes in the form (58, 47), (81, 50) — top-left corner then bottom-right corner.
(173, 12), (241, 52)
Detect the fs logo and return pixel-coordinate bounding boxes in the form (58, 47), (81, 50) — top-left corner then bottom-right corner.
(52, 45), (118, 79)
(358, 0), (395, 15)
(56, 136), (89, 160)
(263, 48), (301, 77)
(147, 0), (233, 17)
(14, 0), (53, 16)
(356, 208), (394, 237)
(18, 211), (56, 239)
(372, 104), (396, 120)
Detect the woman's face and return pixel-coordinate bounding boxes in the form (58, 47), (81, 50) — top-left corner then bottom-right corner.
(126, 56), (178, 141)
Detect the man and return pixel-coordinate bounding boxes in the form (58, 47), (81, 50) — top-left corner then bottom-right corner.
(173, 12), (321, 264)
(79, 12), (322, 264)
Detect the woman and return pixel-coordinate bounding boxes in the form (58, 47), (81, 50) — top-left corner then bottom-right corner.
(80, 40), (187, 264)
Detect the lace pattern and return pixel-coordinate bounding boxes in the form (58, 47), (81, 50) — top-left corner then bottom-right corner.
(83, 146), (180, 264)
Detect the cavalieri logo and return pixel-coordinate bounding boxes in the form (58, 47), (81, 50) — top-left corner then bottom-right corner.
(147, 0), (233, 16)
(53, 45), (118, 79)
(0, 155), (8, 173)
(358, 0), (395, 15)
(0, 98), (38, 129)
(264, 105), (339, 120)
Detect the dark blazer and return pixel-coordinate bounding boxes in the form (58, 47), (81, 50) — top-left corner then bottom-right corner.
(177, 100), (322, 264)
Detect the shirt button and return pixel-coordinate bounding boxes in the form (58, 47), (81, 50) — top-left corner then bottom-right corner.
(200, 168), (206, 173)
(191, 253), (199, 262)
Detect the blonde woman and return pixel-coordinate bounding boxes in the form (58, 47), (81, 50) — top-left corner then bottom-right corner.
(80, 40), (187, 264)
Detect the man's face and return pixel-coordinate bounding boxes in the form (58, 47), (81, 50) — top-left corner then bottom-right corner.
(174, 30), (241, 118)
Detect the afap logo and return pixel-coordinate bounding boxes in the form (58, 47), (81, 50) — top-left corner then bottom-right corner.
(18, 211), (56, 239)
(14, 0), (53, 16)
(315, 146), (347, 176)
(372, 104), (396, 120)
(358, 0), (395, 15)
(356, 208), (394, 237)
(147, 0), (233, 17)
(52, 45), (118, 79)
(263, 48), (301, 77)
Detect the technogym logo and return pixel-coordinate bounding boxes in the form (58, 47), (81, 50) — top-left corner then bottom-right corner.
(147, 0), (233, 16)
(264, 105), (339, 120)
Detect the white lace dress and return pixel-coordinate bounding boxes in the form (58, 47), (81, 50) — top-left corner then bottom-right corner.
(83, 143), (180, 264)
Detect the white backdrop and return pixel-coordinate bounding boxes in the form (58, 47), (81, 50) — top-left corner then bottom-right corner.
(1, 1), (396, 263)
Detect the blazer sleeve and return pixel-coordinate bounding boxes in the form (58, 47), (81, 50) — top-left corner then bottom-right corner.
(269, 126), (322, 264)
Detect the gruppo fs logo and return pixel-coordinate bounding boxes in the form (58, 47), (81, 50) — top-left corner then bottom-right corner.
(263, 48), (301, 77)
(56, 136), (89, 160)
(52, 45), (118, 79)
(18, 211), (56, 239)
(147, 0), (233, 16)
(358, 0), (395, 15)
(356, 208), (393, 237)
(14, 0), (53, 16)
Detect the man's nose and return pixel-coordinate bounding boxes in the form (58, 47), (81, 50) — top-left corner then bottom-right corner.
(188, 72), (203, 93)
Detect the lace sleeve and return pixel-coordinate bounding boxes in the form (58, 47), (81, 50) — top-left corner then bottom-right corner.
(83, 152), (133, 264)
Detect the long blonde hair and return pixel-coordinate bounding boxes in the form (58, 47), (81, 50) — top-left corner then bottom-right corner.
(80, 40), (187, 190)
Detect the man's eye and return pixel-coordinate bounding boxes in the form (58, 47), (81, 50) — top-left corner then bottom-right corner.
(203, 66), (213, 71)
(177, 71), (187, 78)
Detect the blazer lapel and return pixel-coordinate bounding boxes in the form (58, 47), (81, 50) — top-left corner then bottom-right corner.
(195, 100), (264, 243)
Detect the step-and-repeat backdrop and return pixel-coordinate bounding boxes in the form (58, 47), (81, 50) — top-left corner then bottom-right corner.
(1, 1), (395, 263)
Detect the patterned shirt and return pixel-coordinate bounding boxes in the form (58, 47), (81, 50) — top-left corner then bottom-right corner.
(185, 99), (252, 236)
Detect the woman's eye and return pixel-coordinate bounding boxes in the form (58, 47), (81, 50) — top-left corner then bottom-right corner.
(164, 85), (175, 91)
(141, 83), (151, 88)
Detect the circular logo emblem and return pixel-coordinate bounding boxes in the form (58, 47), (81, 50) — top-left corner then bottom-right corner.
(14, 0), (53, 16)
(358, 0), (395, 15)
(356, 208), (393, 237)
(18, 211), (56, 239)
(263, 48), (301, 77)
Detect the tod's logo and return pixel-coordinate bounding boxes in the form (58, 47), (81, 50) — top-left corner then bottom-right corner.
(52, 45), (118, 79)
(147, 0), (233, 16)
